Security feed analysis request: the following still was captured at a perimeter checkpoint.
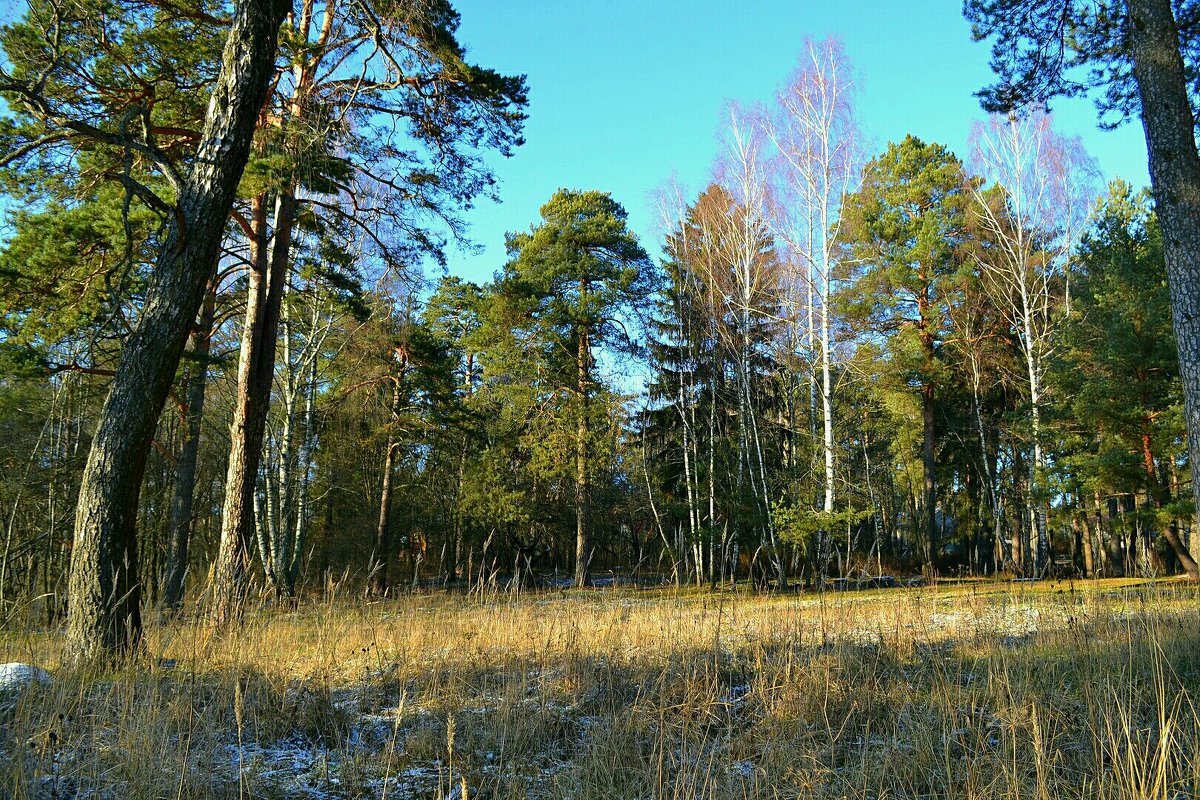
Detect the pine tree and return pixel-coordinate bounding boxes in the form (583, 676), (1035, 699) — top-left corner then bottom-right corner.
(499, 190), (652, 587)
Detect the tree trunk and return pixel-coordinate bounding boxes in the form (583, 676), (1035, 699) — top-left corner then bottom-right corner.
(574, 326), (592, 588)
(1192, 518), (1200, 573)
(1141, 427), (1199, 577)
(1126, 0), (1200, 579)
(161, 279), (217, 613)
(65, 0), (290, 661)
(1093, 491), (1109, 576)
(288, 336), (319, 592)
(444, 451), (466, 587)
(212, 190), (297, 627)
(270, 289), (298, 597)
(1010, 446), (1026, 575)
(1028, 371), (1049, 575)
(1080, 495), (1096, 578)
(922, 381), (938, 574)
(369, 379), (402, 596)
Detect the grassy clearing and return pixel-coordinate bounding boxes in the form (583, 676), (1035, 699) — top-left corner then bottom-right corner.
(1, 579), (1198, 799)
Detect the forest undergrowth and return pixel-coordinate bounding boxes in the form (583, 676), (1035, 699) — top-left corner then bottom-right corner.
(1, 579), (1197, 799)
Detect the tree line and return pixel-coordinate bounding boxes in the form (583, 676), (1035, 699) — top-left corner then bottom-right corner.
(1, 0), (1199, 661)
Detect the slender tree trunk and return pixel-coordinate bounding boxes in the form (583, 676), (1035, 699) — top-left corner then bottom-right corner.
(161, 279), (217, 612)
(708, 370), (719, 583)
(65, 0), (290, 660)
(970, 370), (1003, 575)
(1126, 0), (1200, 579)
(1080, 494), (1096, 578)
(271, 289), (298, 598)
(574, 325), (592, 588)
(1025, 338), (1050, 575)
(820, 282), (835, 517)
(289, 342), (318, 591)
(370, 379), (402, 596)
(1010, 446), (1026, 575)
(1093, 491), (1108, 576)
(212, 190), (297, 627)
(807, 239), (819, 442)
(922, 381), (938, 574)
(443, 452), (465, 587)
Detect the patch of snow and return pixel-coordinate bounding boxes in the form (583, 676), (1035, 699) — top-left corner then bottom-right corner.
(0, 663), (52, 704)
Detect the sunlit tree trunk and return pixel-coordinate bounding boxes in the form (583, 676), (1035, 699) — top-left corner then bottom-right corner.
(290, 338), (319, 590)
(212, 189), (295, 627)
(66, 0), (289, 659)
(763, 39), (861, 577)
(1126, 0), (1200, 577)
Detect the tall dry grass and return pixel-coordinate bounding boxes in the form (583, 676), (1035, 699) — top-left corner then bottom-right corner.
(1, 579), (1197, 799)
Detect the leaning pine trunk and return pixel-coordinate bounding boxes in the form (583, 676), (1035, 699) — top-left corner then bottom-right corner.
(66, 0), (290, 661)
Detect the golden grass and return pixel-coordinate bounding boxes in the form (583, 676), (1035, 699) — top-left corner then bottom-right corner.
(1, 578), (1198, 799)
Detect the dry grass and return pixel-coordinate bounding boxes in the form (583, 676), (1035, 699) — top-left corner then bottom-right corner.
(1, 578), (1198, 799)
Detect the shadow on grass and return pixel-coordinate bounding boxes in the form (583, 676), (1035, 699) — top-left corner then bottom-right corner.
(1, 594), (1197, 800)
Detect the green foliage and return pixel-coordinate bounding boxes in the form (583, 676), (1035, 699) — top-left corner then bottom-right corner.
(0, 185), (158, 366)
(489, 188), (651, 486)
(964, 0), (1200, 125)
(839, 135), (977, 384)
(774, 503), (873, 547)
(1056, 180), (1184, 497)
(1, 0), (224, 196)
(501, 189), (653, 357)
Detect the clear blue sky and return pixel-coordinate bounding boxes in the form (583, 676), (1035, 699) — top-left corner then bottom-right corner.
(446, 0), (1150, 285)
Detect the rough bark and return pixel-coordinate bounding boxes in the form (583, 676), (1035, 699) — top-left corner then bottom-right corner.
(211, 195), (266, 626)
(1092, 491), (1109, 576)
(1193, 514), (1200, 572)
(161, 279), (217, 613)
(1126, 0), (1200, 578)
(211, 190), (296, 627)
(65, 0), (291, 661)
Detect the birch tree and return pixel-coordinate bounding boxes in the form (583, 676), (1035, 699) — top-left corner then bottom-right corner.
(762, 37), (863, 571)
(649, 180), (710, 585)
(969, 108), (1096, 574)
(967, 0), (1200, 575)
(713, 108), (786, 585)
(257, 279), (340, 598)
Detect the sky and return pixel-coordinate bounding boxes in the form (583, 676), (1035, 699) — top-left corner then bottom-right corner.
(444, 0), (1151, 285)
